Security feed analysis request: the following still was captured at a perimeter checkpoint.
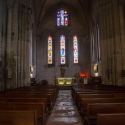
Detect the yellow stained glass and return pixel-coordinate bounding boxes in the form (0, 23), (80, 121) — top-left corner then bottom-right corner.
(48, 36), (52, 64)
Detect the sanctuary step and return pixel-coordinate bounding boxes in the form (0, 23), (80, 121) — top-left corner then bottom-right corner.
(46, 90), (83, 125)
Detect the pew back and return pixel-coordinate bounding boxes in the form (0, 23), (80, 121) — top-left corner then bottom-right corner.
(97, 113), (125, 125)
(0, 110), (37, 125)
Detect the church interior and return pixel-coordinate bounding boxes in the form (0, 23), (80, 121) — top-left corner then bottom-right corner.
(0, 0), (125, 125)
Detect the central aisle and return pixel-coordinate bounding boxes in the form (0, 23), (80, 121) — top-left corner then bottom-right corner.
(46, 90), (83, 125)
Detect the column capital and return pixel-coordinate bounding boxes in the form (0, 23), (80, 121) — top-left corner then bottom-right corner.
(6, 0), (14, 9)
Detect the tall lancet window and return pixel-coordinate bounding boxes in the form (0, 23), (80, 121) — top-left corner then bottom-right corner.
(48, 36), (52, 64)
(60, 35), (66, 64)
(57, 10), (68, 26)
(73, 35), (78, 63)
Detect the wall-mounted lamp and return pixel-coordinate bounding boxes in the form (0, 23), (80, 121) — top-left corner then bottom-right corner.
(94, 64), (98, 73)
(30, 65), (34, 73)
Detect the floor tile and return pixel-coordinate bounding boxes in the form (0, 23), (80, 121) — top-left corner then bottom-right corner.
(46, 90), (83, 125)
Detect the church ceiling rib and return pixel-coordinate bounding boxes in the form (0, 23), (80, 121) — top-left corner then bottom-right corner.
(33, 0), (90, 29)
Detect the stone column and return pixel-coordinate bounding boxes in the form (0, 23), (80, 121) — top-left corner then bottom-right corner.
(32, 33), (36, 79)
(1, 0), (7, 90)
(118, 1), (125, 86)
(11, 0), (18, 88)
(6, 0), (14, 89)
(23, 7), (28, 86)
(99, 5), (107, 84)
(67, 37), (72, 67)
(109, 3), (115, 85)
(112, 0), (123, 86)
(55, 37), (60, 68)
(21, 5), (25, 86)
(25, 8), (32, 86)
(94, 27), (97, 63)
(18, 4), (22, 87)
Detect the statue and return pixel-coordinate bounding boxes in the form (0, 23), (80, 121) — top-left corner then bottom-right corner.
(60, 67), (65, 77)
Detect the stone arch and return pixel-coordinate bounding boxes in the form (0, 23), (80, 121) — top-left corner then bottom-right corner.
(69, 29), (83, 37)
(55, 28), (69, 38)
(42, 29), (54, 38)
(39, 1), (78, 24)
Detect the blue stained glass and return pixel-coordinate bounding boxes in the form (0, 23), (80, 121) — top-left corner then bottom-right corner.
(57, 18), (60, 26)
(60, 35), (66, 64)
(57, 10), (68, 26)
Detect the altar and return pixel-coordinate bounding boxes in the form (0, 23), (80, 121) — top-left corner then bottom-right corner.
(56, 77), (75, 86)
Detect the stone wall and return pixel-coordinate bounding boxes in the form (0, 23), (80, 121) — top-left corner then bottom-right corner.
(90, 0), (125, 86)
(35, 2), (91, 83)
(0, 0), (33, 89)
(0, 0), (7, 90)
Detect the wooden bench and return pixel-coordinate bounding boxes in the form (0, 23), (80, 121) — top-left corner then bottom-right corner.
(114, 93), (125, 97)
(30, 94), (52, 109)
(11, 102), (46, 125)
(0, 93), (52, 110)
(0, 110), (37, 125)
(0, 102), (47, 125)
(0, 102), (11, 110)
(97, 113), (125, 125)
(80, 97), (124, 117)
(6, 98), (48, 113)
(85, 103), (125, 125)
(0, 91), (54, 111)
(78, 93), (113, 108)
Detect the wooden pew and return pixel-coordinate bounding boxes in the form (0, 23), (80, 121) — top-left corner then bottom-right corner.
(97, 113), (125, 125)
(0, 91), (54, 111)
(0, 102), (11, 110)
(85, 103), (125, 125)
(0, 98), (6, 102)
(3, 93), (52, 104)
(11, 102), (46, 125)
(0, 102), (47, 125)
(0, 93), (52, 110)
(0, 110), (37, 125)
(6, 98), (48, 112)
(80, 97), (124, 117)
(30, 94), (52, 110)
(114, 93), (125, 97)
(78, 93), (113, 108)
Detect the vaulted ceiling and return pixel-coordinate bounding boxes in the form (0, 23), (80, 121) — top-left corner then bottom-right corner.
(31, 0), (125, 37)
(32, 0), (91, 28)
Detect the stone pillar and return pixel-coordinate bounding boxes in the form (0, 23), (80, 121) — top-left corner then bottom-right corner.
(112, 1), (123, 86)
(108, 3), (115, 85)
(55, 37), (60, 68)
(32, 33), (36, 79)
(20, 5), (25, 86)
(36, 37), (42, 80)
(118, 1), (125, 86)
(6, 0), (13, 89)
(1, 0), (7, 90)
(99, 5), (107, 84)
(18, 4), (22, 87)
(67, 37), (72, 66)
(25, 8), (32, 86)
(10, 0), (18, 88)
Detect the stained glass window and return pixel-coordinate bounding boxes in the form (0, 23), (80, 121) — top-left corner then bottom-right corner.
(73, 35), (78, 63)
(57, 10), (68, 26)
(48, 36), (52, 64)
(60, 35), (66, 64)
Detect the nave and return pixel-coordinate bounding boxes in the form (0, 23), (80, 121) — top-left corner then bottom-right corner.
(46, 90), (83, 125)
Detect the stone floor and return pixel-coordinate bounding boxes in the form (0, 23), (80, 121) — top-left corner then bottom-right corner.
(46, 90), (83, 125)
